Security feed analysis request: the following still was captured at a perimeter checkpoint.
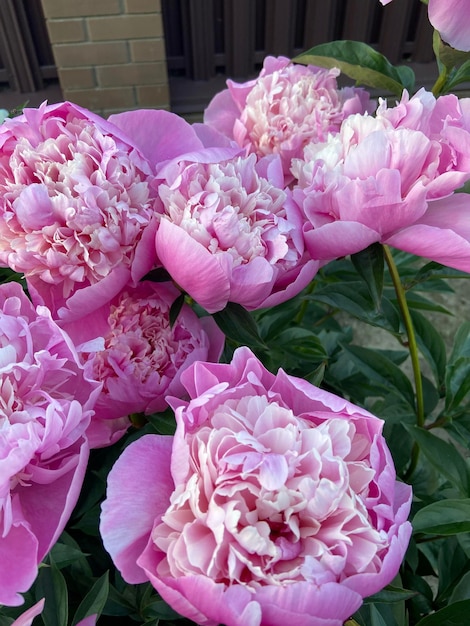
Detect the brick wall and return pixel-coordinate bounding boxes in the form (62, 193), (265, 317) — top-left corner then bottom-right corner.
(40, 0), (170, 117)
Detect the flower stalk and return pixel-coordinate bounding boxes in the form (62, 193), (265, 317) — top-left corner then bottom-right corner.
(384, 245), (424, 478)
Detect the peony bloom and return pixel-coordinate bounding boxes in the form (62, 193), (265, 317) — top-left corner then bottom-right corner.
(0, 282), (101, 606)
(101, 347), (412, 626)
(61, 280), (225, 446)
(204, 56), (372, 182)
(154, 151), (318, 313)
(292, 90), (470, 271)
(0, 101), (160, 321)
(380, 0), (470, 52)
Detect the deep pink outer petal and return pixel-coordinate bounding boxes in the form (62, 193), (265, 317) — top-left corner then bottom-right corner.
(0, 519), (39, 606)
(21, 438), (89, 560)
(155, 219), (231, 313)
(137, 547), (262, 626)
(304, 220), (381, 260)
(428, 0), (470, 52)
(385, 224), (470, 272)
(108, 109), (205, 167)
(255, 581), (362, 626)
(203, 88), (244, 137)
(100, 434), (174, 584)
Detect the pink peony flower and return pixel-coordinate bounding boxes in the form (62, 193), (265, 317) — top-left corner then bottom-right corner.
(0, 282), (101, 606)
(0, 101), (161, 321)
(101, 347), (412, 626)
(60, 281), (225, 446)
(292, 91), (470, 271)
(380, 0), (470, 52)
(204, 56), (372, 182)
(154, 151), (318, 313)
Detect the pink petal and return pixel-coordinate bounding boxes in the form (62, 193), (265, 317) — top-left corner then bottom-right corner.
(428, 0), (470, 52)
(155, 219), (231, 313)
(108, 109), (205, 167)
(100, 434), (174, 583)
(304, 220), (381, 260)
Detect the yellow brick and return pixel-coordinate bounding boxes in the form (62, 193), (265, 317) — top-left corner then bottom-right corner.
(125, 0), (162, 12)
(58, 67), (96, 89)
(42, 0), (121, 19)
(97, 62), (167, 87)
(62, 87), (136, 112)
(130, 39), (165, 63)
(53, 42), (129, 68)
(136, 84), (170, 108)
(47, 19), (85, 44)
(88, 14), (163, 41)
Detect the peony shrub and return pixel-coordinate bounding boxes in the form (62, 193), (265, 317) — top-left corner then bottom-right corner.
(101, 347), (412, 626)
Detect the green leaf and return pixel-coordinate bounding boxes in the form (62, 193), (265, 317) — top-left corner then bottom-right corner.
(213, 302), (266, 350)
(415, 599), (470, 625)
(365, 585), (417, 604)
(449, 570), (470, 604)
(413, 500), (470, 535)
(293, 40), (415, 96)
(351, 243), (384, 311)
(434, 31), (470, 71)
(169, 293), (185, 327)
(72, 572), (109, 625)
(446, 322), (470, 411)
(275, 327), (327, 360)
(36, 560), (68, 626)
(49, 542), (90, 569)
(341, 344), (415, 407)
(410, 309), (447, 386)
(405, 425), (470, 495)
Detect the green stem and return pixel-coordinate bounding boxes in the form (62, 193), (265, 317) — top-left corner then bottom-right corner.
(431, 67), (448, 97)
(383, 246), (424, 478)
(294, 280), (316, 325)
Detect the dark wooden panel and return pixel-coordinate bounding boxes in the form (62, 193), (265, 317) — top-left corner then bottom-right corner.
(224, 0), (256, 77)
(379, 0), (414, 64)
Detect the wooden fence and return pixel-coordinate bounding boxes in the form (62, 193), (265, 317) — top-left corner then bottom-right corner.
(0, 0), (56, 93)
(162, 0), (435, 114)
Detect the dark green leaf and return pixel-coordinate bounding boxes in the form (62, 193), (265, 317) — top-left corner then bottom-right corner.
(410, 309), (447, 386)
(446, 322), (470, 411)
(293, 40), (415, 96)
(342, 344), (415, 407)
(365, 585), (417, 604)
(36, 561), (68, 626)
(415, 599), (470, 625)
(72, 572), (109, 625)
(213, 302), (266, 349)
(141, 267), (173, 283)
(405, 426), (470, 495)
(449, 570), (470, 604)
(49, 542), (90, 569)
(413, 500), (470, 535)
(351, 243), (384, 310)
(169, 293), (186, 327)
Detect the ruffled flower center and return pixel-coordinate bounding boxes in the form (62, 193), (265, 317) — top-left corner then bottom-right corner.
(241, 66), (354, 156)
(153, 395), (388, 590)
(91, 289), (192, 388)
(158, 155), (300, 269)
